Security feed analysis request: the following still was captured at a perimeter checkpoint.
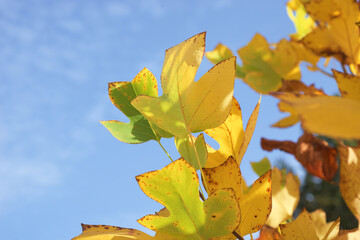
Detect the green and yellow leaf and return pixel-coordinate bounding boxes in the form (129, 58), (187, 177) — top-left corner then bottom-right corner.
(132, 32), (236, 138)
(136, 159), (240, 239)
(101, 68), (172, 144)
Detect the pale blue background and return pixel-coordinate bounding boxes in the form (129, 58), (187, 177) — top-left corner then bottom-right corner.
(0, 0), (339, 239)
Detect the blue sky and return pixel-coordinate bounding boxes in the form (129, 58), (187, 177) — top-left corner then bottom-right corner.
(0, 0), (340, 239)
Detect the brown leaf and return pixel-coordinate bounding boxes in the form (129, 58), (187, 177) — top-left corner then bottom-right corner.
(261, 132), (338, 181)
(256, 226), (282, 240)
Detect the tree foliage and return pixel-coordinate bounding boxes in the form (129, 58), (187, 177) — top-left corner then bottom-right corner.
(73, 0), (360, 239)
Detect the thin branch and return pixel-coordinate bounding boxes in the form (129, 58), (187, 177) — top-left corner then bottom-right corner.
(232, 230), (244, 240)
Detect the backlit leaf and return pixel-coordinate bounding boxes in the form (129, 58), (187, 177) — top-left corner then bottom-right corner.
(101, 68), (172, 144)
(279, 210), (318, 240)
(274, 93), (360, 139)
(238, 96), (261, 163)
(206, 43), (245, 78)
(136, 159), (240, 239)
(204, 157), (272, 237)
(175, 134), (207, 170)
(287, 0), (315, 39)
(266, 167), (300, 228)
(332, 70), (360, 102)
(72, 224), (154, 240)
(132, 32), (236, 138)
(301, 0), (360, 66)
(251, 157), (271, 177)
(237, 34), (299, 93)
(310, 210), (340, 240)
(204, 98), (244, 168)
(339, 145), (360, 221)
(272, 102), (299, 128)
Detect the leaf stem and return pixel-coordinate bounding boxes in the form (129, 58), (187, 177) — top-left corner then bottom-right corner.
(322, 217), (340, 240)
(232, 230), (244, 240)
(311, 65), (333, 78)
(157, 139), (174, 162)
(148, 122), (174, 162)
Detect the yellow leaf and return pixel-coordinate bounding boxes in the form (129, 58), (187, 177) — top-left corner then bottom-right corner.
(272, 101), (299, 128)
(266, 167), (300, 228)
(206, 43), (234, 65)
(290, 40), (320, 66)
(238, 96), (261, 163)
(275, 93), (360, 139)
(204, 157), (272, 237)
(301, 0), (360, 66)
(132, 32), (236, 138)
(332, 70), (360, 102)
(310, 210), (340, 240)
(72, 224), (154, 240)
(336, 229), (360, 240)
(338, 145), (360, 221)
(287, 0), (315, 40)
(279, 210), (318, 240)
(238, 170), (272, 236)
(237, 34), (299, 93)
(205, 98), (244, 168)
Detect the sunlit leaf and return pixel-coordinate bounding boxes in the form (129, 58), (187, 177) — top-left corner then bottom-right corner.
(206, 43), (246, 78)
(310, 209), (340, 240)
(132, 32), (236, 138)
(279, 210), (318, 240)
(332, 70), (360, 102)
(175, 134), (207, 169)
(266, 167), (300, 228)
(136, 159), (240, 239)
(251, 157), (271, 177)
(101, 68), (172, 144)
(204, 98), (244, 168)
(287, 0), (315, 39)
(274, 93), (360, 139)
(301, 0), (360, 66)
(272, 102), (299, 128)
(204, 157), (272, 237)
(338, 145), (360, 221)
(336, 228), (360, 240)
(238, 96), (261, 163)
(72, 224), (154, 240)
(237, 34), (299, 93)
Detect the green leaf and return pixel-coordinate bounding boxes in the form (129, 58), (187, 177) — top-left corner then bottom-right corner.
(205, 43), (245, 78)
(136, 159), (241, 239)
(251, 157), (271, 177)
(237, 34), (298, 93)
(175, 134), (207, 170)
(131, 32), (236, 138)
(101, 68), (173, 144)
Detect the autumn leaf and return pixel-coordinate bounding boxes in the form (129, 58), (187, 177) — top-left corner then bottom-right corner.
(287, 0), (315, 40)
(251, 157), (271, 177)
(336, 228), (360, 240)
(205, 43), (245, 78)
(256, 226), (282, 240)
(261, 133), (338, 181)
(273, 93), (360, 139)
(132, 32), (236, 139)
(310, 209), (340, 240)
(301, 0), (360, 67)
(266, 167), (300, 228)
(175, 133), (207, 170)
(338, 145), (360, 221)
(237, 34), (299, 93)
(72, 224), (154, 240)
(280, 210), (319, 240)
(271, 101), (299, 128)
(332, 70), (360, 102)
(203, 157), (272, 237)
(101, 68), (172, 144)
(136, 159), (240, 239)
(204, 97), (244, 168)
